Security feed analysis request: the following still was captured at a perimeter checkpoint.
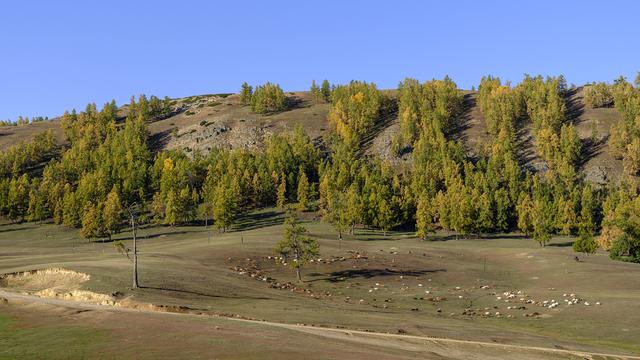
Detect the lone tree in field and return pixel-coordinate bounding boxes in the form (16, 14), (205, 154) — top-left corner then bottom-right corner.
(274, 212), (319, 283)
(573, 231), (598, 254)
(240, 82), (253, 105)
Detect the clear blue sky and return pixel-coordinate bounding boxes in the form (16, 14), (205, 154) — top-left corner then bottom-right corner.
(1, 0), (638, 120)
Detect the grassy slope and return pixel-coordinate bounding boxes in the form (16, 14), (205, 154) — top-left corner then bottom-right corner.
(0, 308), (107, 359)
(1, 210), (639, 356)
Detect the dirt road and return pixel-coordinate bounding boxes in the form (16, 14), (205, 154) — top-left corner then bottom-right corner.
(1, 288), (637, 360)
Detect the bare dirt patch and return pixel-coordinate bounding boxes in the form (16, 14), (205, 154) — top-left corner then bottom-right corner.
(0, 268), (90, 291)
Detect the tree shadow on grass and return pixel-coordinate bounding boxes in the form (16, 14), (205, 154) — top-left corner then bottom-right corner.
(233, 211), (284, 231)
(0, 224), (37, 234)
(547, 241), (574, 247)
(310, 268), (445, 283)
(101, 229), (205, 243)
(139, 285), (272, 300)
(425, 233), (528, 242)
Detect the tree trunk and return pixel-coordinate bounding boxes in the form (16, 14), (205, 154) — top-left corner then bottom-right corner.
(131, 213), (139, 289)
(296, 267), (302, 283)
(338, 230), (342, 249)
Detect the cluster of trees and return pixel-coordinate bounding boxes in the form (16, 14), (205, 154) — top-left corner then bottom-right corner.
(609, 77), (640, 175)
(477, 76), (522, 137)
(309, 80), (331, 104)
(320, 152), (410, 239)
(2, 74), (640, 264)
(240, 82), (286, 114)
(0, 93), (321, 239)
(0, 131), (56, 179)
(598, 181), (640, 261)
(148, 125), (319, 231)
(327, 81), (393, 147)
(0, 116), (49, 127)
(584, 82), (614, 108)
(409, 81), (519, 240)
(394, 76), (464, 152)
(519, 75), (581, 181)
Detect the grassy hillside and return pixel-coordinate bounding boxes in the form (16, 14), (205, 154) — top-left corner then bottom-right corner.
(0, 86), (622, 182)
(1, 211), (639, 357)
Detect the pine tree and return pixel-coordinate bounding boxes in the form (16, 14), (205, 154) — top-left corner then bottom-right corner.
(532, 197), (554, 247)
(103, 187), (123, 241)
(277, 174), (287, 209)
(378, 198), (394, 236)
(517, 192), (534, 236)
(273, 212), (319, 283)
(325, 186), (348, 246)
(345, 184), (362, 234)
(213, 182), (237, 232)
(296, 169), (309, 211)
(240, 82), (253, 105)
(164, 191), (178, 226)
(476, 191), (494, 235)
(578, 184), (596, 238)
(573, 231), (598, 254)
(80, 202), (101, 241)
(62, 186), (80, 228)
(415, 194), (435, 240)
(321, 80), (331, 102)
(27, 186), (46, 223)
(310, 80), (321, 104)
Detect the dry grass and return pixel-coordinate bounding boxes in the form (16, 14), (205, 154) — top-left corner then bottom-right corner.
(0, 210), (639, 358)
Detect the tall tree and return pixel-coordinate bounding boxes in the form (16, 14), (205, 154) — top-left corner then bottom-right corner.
(103, 187), (123, 241)
(415, 194), (435, 240)
(277, 174), (287, 209)
(80, 202), (101, 241)
(296, 169), (310, 212)
(310, 80), (321, 104)
(213, 181), (238, 232)
(321, 80), (331, 102)
(240, 82), (253, 105)
(274, 212), (319, 283)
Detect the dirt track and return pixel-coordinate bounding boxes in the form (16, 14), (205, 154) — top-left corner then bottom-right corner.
(1, 288), (637, 360)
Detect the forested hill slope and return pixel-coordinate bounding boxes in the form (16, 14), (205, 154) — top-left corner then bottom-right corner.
(0, 85), (624, 182)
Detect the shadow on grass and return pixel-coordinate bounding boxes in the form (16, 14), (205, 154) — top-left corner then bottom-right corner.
(310, 268), (445, 283)
(139, 285), (272, 300)
(234, 211), (284, 231)
(0, 224), (37, 234)
(547, 241), (574, 247)
(425, 233), (528, 242)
